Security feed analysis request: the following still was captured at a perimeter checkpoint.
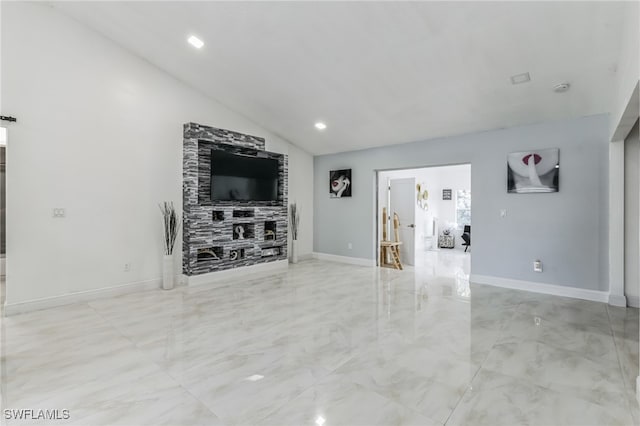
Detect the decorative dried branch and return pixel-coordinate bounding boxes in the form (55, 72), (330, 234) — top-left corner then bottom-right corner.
(159, 201), (181, 255)
(289, 203), (300, 241)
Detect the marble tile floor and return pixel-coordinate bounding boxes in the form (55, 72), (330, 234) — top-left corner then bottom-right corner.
(0, 257), (638, 426)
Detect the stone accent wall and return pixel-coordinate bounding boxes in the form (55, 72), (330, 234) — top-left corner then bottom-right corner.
(183, 123), (288, 276)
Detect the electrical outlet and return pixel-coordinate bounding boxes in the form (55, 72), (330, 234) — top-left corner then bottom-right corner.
(124, 263), (132, 272)
(500, 209), (507, 218)
(348, 243), (353, 250)
(533, 260), (543, 272)
(52, 208), (66, 218)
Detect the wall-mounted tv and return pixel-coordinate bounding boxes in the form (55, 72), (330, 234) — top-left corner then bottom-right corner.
(210, 150), (279, 201)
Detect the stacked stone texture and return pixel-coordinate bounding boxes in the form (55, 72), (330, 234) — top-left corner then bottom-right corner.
(183, 123), (288, 276)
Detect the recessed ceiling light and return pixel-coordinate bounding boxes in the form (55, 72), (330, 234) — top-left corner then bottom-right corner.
(553, 82), (570, 93)
(510, 72), (531, 85)
(244, 374), (264, 382)
(188, 35), (204, 49)
(315, 416), (326, 426)
(314, 122), (327, 130)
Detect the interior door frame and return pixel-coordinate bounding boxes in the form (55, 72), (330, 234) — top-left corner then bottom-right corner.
(0, 127), (6, 281)
(374, 162), (472, 267)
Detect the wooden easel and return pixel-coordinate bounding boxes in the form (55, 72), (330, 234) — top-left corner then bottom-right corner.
(379, 208), (403, 270)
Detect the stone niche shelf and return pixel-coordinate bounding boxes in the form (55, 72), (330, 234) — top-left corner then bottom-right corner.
(232, 223), (255, 240)
(264, 221), (277, 241)
(183, 122), (288, 276)
(261, 246), (283, 258)
(196, 246), (223, 264)
(229, 247), (247, 261)
(233, 210), (255, 218)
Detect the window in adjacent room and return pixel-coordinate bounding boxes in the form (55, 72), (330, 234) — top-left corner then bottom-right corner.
(456, 189), (471, 227)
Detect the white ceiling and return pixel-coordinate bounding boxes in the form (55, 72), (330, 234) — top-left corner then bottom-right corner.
(52, 1), (627, 155)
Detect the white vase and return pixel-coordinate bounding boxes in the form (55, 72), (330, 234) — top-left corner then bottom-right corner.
(290, 240), (298, 264)
(162, 254), (174, 290)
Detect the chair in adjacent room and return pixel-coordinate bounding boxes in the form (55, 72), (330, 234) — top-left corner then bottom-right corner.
(461, 225), (471, 252)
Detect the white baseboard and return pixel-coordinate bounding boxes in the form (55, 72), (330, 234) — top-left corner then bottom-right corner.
(627, 295), (640, 308)
(608, 293), (628, 307)
(184, 259), (288, 286)
(297, 253), (314, 261)
(312, 252), (376, 267)
(3, 278), (162, 316)
(470, 274), (610, 304)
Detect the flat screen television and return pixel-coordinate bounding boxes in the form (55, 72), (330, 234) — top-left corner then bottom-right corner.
(210, 150), (279, 201)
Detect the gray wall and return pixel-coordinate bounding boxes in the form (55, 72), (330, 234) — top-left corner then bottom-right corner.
(624, 119), (639, 300)
(314, 115), (609, 291)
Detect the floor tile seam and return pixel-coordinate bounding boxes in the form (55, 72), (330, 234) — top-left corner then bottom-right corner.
(478, 362), (632, 412)
(85, 301), (173, 359)
(507, 306), (615, 340)
(502, 316), (616, 337)
(193, 347), (358, 423)
(84, 302), (225, 421)
(84, 304), (156, 351)
(441, 330), (496, 426)
(446, 364), (636, 426)
(442, 359), (483, 426)
(468, 307), (518, 359)
(606, 305), (636, 382)
(483, 343), (627, 393)
(343, 361), (473, 424)
(89, 306), (229, 419)
(606, 304), (640, 413)
(605, 304), (640, 341)
(468, 364), (582, 396)
(4, 303), (216, 417)
(356, 382), (445, 426)
(516, 302), (611, 322)
(239, 366), (343, 426)
(494, 333), (621, 367)
(161, 371), (228, 424)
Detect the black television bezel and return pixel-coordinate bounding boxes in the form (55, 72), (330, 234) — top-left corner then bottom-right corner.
(209, 149), (280, 202)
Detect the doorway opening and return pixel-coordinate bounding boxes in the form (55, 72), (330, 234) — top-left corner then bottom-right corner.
(376, 164), (471, 275)
(1, 127), (5, 305)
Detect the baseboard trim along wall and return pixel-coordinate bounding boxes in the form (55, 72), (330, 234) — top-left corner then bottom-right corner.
(627, 295), (640, 308)
(312, 252), (376, 267)
(184, 259), (289, 286)
(297, 253), (314, 261)
(609, 293), (629, 307)
(3, 278), (162, 316)
(470, 274), (610, 304)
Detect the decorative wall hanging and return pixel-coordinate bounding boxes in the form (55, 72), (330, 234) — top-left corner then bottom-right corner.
(442, 189), (452, 200)
(330, 169), (352, 198)
(507, 148), (559, 193)
(416, 183), (429, 210)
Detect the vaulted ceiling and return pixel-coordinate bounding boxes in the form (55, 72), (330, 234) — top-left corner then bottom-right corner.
(53, 1), (628, 155)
